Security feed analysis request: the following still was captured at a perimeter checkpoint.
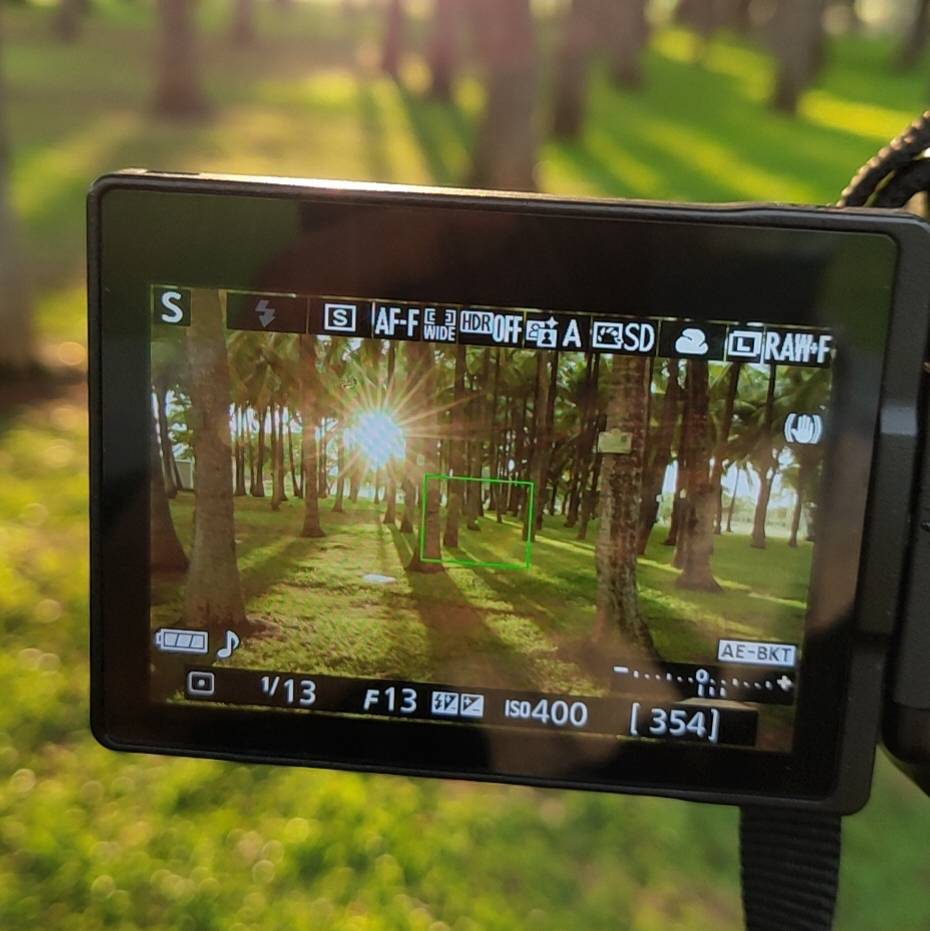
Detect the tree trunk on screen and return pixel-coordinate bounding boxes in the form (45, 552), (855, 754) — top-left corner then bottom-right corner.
(287, 416), (302, 498)
(407, 344), (444, 572)
(709, 362), (741, 534)
(443, 344), (467, 547)
(551, 0), (598, 138)
(333, 429), (346, 513)
(601, 0), (650, 89)
(769, 0), (826, 114)
(593, 355), (654, 652)
(150, 412), (188, 572)
(899, 0), (930, 70)
(234, 408), (247, 497)
(726, 466), (741, 532)
(565, 353), (594, 528)
(183, 290), (246, 630)
(468, 0), (538, 191)
(751, 365), (777, 548)
(427, 0), (457, 100)
(154, 383), (179, 498)
(231, 0), (256, 47)
(53, 0), (83, 42)
(270, 406), (287, 511)
(384, 342), (398, 524)
(674, 361), (721, 592)
(381, 0), (405, 79)
(154, 0), (207, 117)
(300, 336), (325, 537)
(251, 409), (266, 496)
(664, 383), (689, 548)
(523, 353), (551, 541)
(0, 18), (36, 379)
(638, 358), (680, 554)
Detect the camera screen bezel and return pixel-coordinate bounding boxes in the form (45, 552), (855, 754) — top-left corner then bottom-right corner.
(89, 173), (930, 812)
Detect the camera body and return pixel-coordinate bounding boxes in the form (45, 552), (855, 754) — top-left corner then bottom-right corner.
(89, 171), (930, 812)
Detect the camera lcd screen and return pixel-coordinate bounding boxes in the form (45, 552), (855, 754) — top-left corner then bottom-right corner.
(151, 287), (829, 754)
(92, 177), (914, 806)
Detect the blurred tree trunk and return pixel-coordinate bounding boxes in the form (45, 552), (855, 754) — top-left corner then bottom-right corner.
(183, 290), (246, 631)
(230, 0), (256, 47)
(676, 0), (715, 39)
(427, 0), (457, 100)
(600, 0), (650, 89)
(0, 15), (36, 379)
(300, 336), (325, 537)
(381, 0), (406, 79)
(899, 0), (930, 70)
(150, 412), (188, 571)
(53, 0), (84, 42)
(717, 0), (752, 33)
(769, 0), (827, 114)
(551, 0), (598, 138)
(468, 0), (538, 191)
(154, 0), (207, 117)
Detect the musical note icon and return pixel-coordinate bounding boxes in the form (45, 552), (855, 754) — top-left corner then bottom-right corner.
(216, 630), (241, 660)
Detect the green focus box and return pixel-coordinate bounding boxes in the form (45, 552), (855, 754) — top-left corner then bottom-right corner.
(419, 474), (535, 570)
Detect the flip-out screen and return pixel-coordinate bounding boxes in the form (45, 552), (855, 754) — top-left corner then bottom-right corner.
(92, 177), (910, 806)
(150, 287), (832, 753)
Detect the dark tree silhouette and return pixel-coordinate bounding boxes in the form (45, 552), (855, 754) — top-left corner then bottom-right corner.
(154, 0), (208, 117)
(468, 0), (538, 191)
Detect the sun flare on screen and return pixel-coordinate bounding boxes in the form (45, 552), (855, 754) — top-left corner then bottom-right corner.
(348, 410), (405, 469)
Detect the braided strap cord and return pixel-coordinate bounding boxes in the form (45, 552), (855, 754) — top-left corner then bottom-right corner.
(740, 807), (841, 931)
(838, 110), (930, 207)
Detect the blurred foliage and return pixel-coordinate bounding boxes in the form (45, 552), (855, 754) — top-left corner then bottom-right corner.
(3, 1), (930, 928)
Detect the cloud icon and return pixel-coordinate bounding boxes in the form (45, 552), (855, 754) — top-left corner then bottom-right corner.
(674, 327), (709, 356)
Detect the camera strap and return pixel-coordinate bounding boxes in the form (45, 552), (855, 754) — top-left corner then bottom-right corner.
(740, 807), (841, 930)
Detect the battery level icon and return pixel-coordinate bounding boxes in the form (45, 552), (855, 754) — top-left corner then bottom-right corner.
(154, 627), (209, 655)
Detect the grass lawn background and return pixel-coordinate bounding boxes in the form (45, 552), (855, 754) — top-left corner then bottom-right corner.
(3, 3), (930, 928)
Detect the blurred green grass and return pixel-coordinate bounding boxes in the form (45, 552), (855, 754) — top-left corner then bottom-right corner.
(3, 3), (930, 928)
